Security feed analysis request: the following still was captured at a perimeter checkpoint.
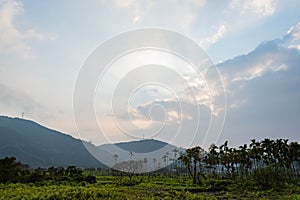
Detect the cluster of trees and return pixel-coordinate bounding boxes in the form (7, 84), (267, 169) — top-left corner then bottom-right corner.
(2, 138), (299, 188)
(113, 159), (144, 184)
(0, 157), (96, 184)
(179, 138), (300, 186)
(109, 138), (300, 187)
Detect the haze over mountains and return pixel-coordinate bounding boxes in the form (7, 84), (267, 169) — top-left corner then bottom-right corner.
(0, 116), (180, 169)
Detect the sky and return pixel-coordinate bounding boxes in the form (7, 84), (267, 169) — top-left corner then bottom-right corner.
(0, 0), (300, 149)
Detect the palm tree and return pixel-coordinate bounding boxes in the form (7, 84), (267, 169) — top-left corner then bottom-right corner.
(249, 139), (262, 170)
(173, 148), (179, 159)
(186, 146), (205, 184)
(113, 154), (119, 161)
(129, 151), (134, 160)
(219, 141), (231, 176)
(289, 142), (300, 176)
(178, 152), (192, 177)
(205, 143), (219, 177)
(238, 144), (250, 177)
(152, 158), (157, 171)
(166, 152), (170, 167)
(261, 138), (275, 166)
(143, 158), (147, 172)
(162, 155), (167, 168)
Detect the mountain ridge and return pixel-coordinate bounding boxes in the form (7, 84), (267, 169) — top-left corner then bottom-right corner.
(0, 116), (181, 169)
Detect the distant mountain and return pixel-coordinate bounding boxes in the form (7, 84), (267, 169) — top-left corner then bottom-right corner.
(0, 116), (183, 170)
(0, 116), (104, 168)
(100, 139), (173, 153)
(98, 139), (184, 171)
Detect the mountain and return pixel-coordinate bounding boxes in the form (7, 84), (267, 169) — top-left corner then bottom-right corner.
(100, 139), (173, 153)
(0, 116), (183, 170)
(0, 116), (104, 168)
(98, 139), (184, 171)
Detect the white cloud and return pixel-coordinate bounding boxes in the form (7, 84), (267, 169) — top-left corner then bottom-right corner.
(189, 0), (207, 8)
(214, 22), (300, 145)
(200, 24), (226, 48)
(111, 0), (145, 25)
(111, 0), (206, 32)
(230, 0), (276, 16)
(0, 0), (49, 58)
(286, 22), (300, 41)
(113, 0), (137, 8)
(218, 22), (300, 110)
(218, 34), (298, 85)
(288, 44), (300, 50)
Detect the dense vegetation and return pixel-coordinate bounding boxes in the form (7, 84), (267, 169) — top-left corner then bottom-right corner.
(0, 157), (96, 184)
(0, 138), (300, 199)
(179, 138), (300, 188)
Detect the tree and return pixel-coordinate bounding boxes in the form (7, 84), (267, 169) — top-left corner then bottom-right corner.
(205, 144), (219, 177)
(0, 157), (22, 183)
(162, 155), (167, 168)
(152, 158), (157, 171)
(113, 160), (143, 184)
(179, 146), (205, 184)
(129, 151), (134, 159)
(113, 154), (119, 161)
(143, 158), (147, 172)
(172, 148), (179, 173)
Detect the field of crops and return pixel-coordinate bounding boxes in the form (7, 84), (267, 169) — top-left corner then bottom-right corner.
(1, 175), (300, 200)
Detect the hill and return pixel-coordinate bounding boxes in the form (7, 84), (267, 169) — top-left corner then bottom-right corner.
(0, 116), (182, 169)
(0, 116), (104, 168)
(100, 139), (174, 153)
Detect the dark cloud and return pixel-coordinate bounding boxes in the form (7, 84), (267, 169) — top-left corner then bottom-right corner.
(217, 26), (300, 146)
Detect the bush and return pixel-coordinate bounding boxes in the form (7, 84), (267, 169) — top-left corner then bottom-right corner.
(84, 175), (96, 184)
(251, 166), (289, 189)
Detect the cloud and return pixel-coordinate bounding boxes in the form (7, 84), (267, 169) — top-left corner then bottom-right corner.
(135, 99), (193, 123)
(218, 36), (297, 85)
(113, 0), (137, 8)
(285, 22), (300, 41)
(0, 0), (49, 58)
(288, 44), (300, 50)
(200, 24), (226, 48)
(229, 0), (276, 16)
(110, 0), (206, 31)
(215, 21), (300, 145)
(0, 82), (42, 117)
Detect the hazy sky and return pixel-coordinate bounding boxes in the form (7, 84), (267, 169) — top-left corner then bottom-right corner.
(1, 0), (300, 149)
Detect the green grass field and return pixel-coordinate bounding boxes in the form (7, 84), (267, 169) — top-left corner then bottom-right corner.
(1, 175), (300, 200)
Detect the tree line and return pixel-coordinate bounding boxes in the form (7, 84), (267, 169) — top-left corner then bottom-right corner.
(179, 138), (300, 187)
(1, 138), (299, 189)
(0, 157), (96, 184)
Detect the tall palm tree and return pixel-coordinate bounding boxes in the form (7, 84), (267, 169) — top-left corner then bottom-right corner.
(166, 152), (170, 167)
(152, 158), (157, 171)
(249, 139), (262, 170)
(178, 152), (192, 177)
(173, 148), (179, 172)
(162, 155), (167, 168)
(129, 151), (134, 160)
(143, 158), (147, 172)
(289, 142), (300, 176)
(186, 146), (205, 184)
(205, 143), (219, 177)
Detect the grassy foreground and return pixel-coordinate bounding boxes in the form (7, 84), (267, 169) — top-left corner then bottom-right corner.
(1, 175), (300, 200)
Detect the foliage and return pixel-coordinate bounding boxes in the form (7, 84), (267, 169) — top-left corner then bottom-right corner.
(0, 175), (299, 199)
(1, 138), (300, 199)
(202, 139), (299, 184)
(113, 159), (144, 184)
(0, 157), (23, 183)
(0, 157), (96, 184)
(178, 146), (205, 184)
